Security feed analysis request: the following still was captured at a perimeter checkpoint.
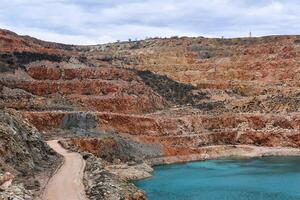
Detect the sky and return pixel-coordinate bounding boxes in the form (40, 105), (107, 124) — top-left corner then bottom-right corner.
(0, 0), (299, 45)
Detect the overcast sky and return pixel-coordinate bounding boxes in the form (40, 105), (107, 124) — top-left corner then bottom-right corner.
(0, 0), (299, 45)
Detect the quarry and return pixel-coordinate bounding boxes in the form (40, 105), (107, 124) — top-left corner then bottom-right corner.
(1, 29), (300, 199)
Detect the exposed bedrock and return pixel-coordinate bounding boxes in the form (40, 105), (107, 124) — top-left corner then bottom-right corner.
(21, 111), (300, 160)
(60, 134), (162, 164)
(57, 130), (159, 200)
(0, 109), (60, 199)
(97, 35), (300, 91)
(2, 29), (300, 199)
(0, 109), (57, 175)
(60, 112), (97, 130)
(0, 51), (68, 71)
(26, 64), (139, 81)
(83, 154), (146, 200)
(1, 61), (168, 114)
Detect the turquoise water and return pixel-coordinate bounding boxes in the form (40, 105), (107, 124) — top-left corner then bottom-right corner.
(134, 157), (300, 200)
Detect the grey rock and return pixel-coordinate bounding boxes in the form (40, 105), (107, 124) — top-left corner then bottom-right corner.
(60, 112), (97, 130)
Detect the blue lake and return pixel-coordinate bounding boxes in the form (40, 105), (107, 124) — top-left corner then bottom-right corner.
(134, 157), (300, 200)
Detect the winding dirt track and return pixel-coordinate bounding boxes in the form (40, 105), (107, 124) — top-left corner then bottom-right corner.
(43, 140), (87, 200)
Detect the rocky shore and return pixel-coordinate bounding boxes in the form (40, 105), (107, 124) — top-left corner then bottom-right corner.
(83, 154), (146, 200)
(60, 136), (300, 200)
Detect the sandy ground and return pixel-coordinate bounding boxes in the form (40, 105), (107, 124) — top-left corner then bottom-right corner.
(43, 140), (87, 200)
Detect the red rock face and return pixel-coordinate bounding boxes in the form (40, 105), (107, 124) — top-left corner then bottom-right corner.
(21, 112), (65, 131)
(2, 29), (300, 162)
(65, 137), (119, 159)
(2, 59), (168, 114)
(21, 111), (300, 158)
(27, 66), (62, 80)
(0, 29), (73, 54)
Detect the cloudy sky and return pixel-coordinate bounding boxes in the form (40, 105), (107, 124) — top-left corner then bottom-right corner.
(0, 0), (299, 45)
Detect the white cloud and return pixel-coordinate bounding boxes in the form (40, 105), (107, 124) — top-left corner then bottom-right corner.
(0, 0), (299, 44)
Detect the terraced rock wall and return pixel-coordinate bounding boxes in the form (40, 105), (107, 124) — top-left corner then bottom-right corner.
(1, 28), (300, 169)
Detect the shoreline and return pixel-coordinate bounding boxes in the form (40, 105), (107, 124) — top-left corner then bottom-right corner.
(133, 145), (300, 178)
(148, 145), (300, 166)
(128, 145), (300, 198)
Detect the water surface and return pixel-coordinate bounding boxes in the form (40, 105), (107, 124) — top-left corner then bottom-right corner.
(134, 157), (300, 200)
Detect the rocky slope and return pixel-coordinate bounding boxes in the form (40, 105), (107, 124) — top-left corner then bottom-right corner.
(1, 29), (300, 199)
(82, 154), (146, 200)
(0, 109), (59, 199)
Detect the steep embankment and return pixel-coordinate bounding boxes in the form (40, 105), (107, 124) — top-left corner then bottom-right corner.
(0, 109), (59, 200)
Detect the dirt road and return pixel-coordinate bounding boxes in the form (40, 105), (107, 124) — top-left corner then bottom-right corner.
(43, 140), (87, 200)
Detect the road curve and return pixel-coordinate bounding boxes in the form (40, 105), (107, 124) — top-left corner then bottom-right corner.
(43, 140), (87, 200)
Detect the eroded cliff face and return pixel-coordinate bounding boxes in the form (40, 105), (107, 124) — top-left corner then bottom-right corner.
(1, 29), (300, 199)
(0, 109), (56, 174)
(0, 109), (59, 199)
(2, 28), (300, 160)
(83, 35), (300, 114)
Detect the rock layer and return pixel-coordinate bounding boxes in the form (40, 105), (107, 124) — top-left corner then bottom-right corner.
(1, 29), (300, 199)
